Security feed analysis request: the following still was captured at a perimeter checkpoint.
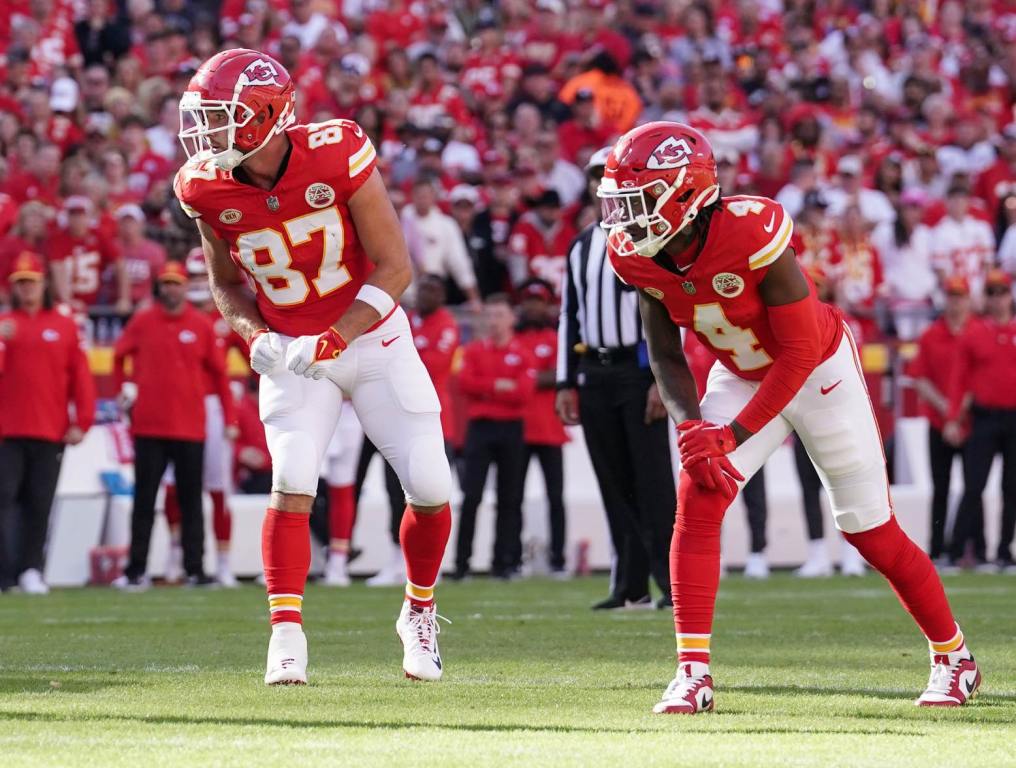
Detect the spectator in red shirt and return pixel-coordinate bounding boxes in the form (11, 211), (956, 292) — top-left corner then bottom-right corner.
(911, 276), (972, 562)
(453, 293), (536, 579)
(2, 142), (63, 207)
(0, 251), (95, 594)
(113, 261), (234, 590)
(50, 196), (128, 313)
(115, 203), (165, 307)
(515, 279), (568, 576)
(410, 274), (460, 445)
(507, 188), (576, 291)
(556, 89), (613, 165)
(945, 269), (1016, 570)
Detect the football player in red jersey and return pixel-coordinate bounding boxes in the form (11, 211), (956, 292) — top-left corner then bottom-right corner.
(598, 122), (979, 714)
(174, 50), (453, 685)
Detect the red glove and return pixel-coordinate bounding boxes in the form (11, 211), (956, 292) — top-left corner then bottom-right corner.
(677, 420), (744, 492)
(313, 327), (348, 362)
(677, 420), (738, 464)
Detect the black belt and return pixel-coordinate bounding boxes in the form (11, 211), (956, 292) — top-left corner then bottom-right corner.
(579, 345), (640, 366)
(971, 404), (1016, 418)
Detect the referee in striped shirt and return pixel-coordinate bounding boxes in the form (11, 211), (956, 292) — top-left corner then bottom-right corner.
(556, 147), (676, 610)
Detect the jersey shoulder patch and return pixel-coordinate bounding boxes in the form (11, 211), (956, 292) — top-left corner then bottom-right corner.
(719, 196), (794, 272)
(298, 119), (377, 185)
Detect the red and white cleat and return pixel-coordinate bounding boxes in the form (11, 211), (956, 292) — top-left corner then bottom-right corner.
(653, 662), (715, 714)
(264, 622), (308, 685)
(395, 600), (446, 681)
(916, 649), (981, 707)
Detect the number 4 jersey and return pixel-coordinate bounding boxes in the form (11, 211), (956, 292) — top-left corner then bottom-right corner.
(173, 119), (380, 337)
(609, 195), (842, 381)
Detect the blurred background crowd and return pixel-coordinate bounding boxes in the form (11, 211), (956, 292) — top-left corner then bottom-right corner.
(0, 0), (1015, 592)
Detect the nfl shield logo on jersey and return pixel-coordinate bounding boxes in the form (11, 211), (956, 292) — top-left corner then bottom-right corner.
(712, 272), (745, 298)
(681, 281), (696, 295)
(305, 183), (336, 209)
(266, 196), (280, 212)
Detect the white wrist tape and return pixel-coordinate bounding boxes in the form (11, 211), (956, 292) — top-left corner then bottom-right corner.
(356, 284), (395, 318)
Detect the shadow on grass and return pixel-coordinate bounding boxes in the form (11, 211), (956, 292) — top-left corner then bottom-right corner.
(0, 709), (930, 736)
(0, 676), (135, 695)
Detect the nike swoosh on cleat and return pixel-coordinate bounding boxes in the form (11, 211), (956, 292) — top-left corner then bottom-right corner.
(820, 380), (842, 395)
(381, 336), (400, 347)
(763, 212), (776, 233)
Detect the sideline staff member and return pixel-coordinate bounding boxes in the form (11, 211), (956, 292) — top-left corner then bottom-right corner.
(945, 269), (1016, 570)
(113, 261), (235, 589)
(0, 252), (95, 594)
(556, 147), (674, 609)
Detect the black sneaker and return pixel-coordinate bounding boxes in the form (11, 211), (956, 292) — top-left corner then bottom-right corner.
(655, 594), (673, 610)
(184, 573), (218, 588)
(448, 567), (471, 582)
(593, 594), (638, 610)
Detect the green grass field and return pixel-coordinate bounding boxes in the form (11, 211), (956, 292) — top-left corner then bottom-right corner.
(1, 573), (1014, 767)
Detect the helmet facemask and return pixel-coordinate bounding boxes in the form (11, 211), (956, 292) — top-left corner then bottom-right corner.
(178, 90), (293, 171)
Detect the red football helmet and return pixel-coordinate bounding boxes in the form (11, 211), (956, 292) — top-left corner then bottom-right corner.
(597, 122), (720, 258)
(178, 48), (296, 170)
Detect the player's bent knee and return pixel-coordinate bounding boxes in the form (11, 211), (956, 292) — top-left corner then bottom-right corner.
(270, 432), (321, 497)
(402, 436), (452, 508)
(830, 482), (892, 534)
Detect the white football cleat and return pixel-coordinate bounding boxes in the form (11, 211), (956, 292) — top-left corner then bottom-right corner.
(916, 648), (981, 707)
(743, 553), (770, 580)
(111, 574), (151, 592)
(216, 553), (238, 588)
(323, 554), (351, 587)
(395, 600), (445, 681)
(367, 550), (406, 587)
(265, 622), (308, 685)
(18, 569), (50, 595)
(795, 541), (834, 578)
(840, 544), (867, 577)
(653, 662), (715, 714)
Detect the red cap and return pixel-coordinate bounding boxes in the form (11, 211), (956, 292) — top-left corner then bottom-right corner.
(7, 250), (45, 282)
(985, 269), (1013, 290)
(942, 275), (969, 295)
(520, 281), (554, 302)
(158, 260), (188, 283)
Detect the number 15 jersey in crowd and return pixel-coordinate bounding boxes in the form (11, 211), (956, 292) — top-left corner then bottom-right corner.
(608, 195), (843, 382)
(173, 119), (379, 337)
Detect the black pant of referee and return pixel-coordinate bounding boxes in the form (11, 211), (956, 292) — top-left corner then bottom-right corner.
(0, 438), (64, 588)
(950, 406), (1016, 565)
(125, 437), (206, 580)
(455, 419), (526, 577)
(928, 425), (964, 561)
(578, 349), (674, 603)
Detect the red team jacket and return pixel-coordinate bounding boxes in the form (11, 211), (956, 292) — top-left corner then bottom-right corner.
(610, 196), (843, 383)
(174, 119), (381, 337)
(114, 304), (235, 441)
(409, 306), (459, 439)
(457, 337), (537, 422)
(0, 308), (95, 441)
(516, 325), (567, 446)
(911, 317), (970, 431)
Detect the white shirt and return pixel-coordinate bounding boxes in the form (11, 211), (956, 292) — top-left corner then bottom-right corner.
(400, 205), (477, 292)
(871, 222), (937, 303)
(540, 159), (586, 207)
(930, 215), (996, 296)
(998, 225), (1016, 276)
(825, 186), (896, 226)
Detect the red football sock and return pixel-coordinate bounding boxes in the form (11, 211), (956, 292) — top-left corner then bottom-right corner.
(328, 484), (356, 551)
(262, 508), (311, 626)
(671, 470), (736, 665)
(400, 503), (451, 608)
(210, 489), (231, 544)
(164, 484), (180, 528)
(843, 516), (957, 643)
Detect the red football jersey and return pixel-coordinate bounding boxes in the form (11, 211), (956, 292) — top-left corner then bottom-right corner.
(609, 195), (842, 382)
(508, 213), (576, 294)
(174, 121), (379, 337)
(49, 228), (120, 307)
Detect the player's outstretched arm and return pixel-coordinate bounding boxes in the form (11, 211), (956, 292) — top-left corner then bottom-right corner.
(638, 289), (701, 424)
(334, 169), (413, 343)
(198, 219), (266, 344)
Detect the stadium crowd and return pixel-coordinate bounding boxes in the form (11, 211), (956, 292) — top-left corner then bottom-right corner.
(0, 0), (1015, 591)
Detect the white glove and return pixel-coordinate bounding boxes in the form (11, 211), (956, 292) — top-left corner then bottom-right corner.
(117, 381), (138, 412)
(249, 331), (284, 376)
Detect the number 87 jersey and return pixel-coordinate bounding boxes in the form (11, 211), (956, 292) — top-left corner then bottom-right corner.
(609, 195), (843, 381)
(173, 119), (380, 337)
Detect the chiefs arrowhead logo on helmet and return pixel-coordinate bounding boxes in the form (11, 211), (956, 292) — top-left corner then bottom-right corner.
(241, 59), (282, 87)
(647, 137), (693, 170)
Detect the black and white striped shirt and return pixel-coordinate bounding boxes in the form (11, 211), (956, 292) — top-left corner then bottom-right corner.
(556, 223), (644, 386)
